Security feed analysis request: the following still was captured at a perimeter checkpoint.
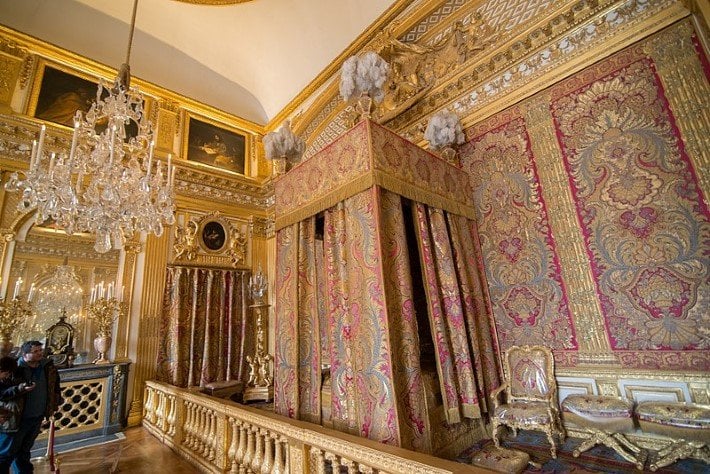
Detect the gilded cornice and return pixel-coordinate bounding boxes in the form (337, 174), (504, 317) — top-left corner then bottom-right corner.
(14, 232), (118, 263)
(397, 0), (688, 138)
(174, 167), (272, 210)
(301, 0), (689, 155)
(267, 0), (437, 132)
(0, 26), (264, 136)
(0, 114), (272, 211)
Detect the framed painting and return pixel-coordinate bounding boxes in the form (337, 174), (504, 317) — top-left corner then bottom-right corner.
(183, 113), (247, 174)
(197, 216), (229, 253)
(29, 61), (143, 138)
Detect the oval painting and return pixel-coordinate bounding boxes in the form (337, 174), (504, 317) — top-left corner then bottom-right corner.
(202, 221), (226, 251)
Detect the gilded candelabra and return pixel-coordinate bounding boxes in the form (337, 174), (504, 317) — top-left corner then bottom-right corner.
(243, 267), (273, 403)
(87, 297), (125, 364)
(0, 298), (33, 356)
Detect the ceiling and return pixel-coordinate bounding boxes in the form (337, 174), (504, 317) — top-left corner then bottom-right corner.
(0, 0), (396, 125)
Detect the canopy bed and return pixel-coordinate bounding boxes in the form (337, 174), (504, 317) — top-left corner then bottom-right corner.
(273, 119), (501, 455)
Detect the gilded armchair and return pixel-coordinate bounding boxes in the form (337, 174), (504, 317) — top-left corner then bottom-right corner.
(491, 345), (565, 458)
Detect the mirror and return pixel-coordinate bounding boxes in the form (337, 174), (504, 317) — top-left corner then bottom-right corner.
(4, 222), (120, 363)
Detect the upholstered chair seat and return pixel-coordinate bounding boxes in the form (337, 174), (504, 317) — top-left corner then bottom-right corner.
(636, 401), (710, 471)
(491, 345), (565, 458)
(494, 401), (555, 426)
(562, 394), (644, 469)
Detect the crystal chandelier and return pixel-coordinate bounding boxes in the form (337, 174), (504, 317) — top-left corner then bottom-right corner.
(4, 0), (175, 253)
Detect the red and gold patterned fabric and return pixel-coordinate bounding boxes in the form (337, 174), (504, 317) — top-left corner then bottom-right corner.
(275, 119), (475, 231)
(471, 445), (530, 474)
(156, 267), (253, 388)
(274, 120), (499, 453)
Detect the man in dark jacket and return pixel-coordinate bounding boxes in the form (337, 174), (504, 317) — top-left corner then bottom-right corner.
(11, 341), (61, 473)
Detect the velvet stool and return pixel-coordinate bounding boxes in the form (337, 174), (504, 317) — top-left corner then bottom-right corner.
(562, 394), (645, 470)
(470, 445), (531, 474)
(635, 401), (710, 471)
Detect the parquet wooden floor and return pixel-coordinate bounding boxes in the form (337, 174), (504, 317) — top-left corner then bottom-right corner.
(33, 427), (198, 473)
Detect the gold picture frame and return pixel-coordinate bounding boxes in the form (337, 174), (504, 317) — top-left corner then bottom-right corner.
(197, 214), (231, 254)
(182, 111), (249, 175)
(27, 59), (152, 137)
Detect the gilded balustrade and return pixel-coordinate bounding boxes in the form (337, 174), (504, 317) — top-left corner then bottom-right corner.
(144, 380), (485, 474)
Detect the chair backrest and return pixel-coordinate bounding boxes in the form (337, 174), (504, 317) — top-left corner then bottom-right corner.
(504, 345), (556, 402)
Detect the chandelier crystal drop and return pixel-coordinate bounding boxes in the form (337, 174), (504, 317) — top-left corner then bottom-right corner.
(4, 0), (175, 253)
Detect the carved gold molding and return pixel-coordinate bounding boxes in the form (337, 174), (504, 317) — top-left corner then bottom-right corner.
(523, 95), (614, 360)
(127, 231), (170, 427)
(643, 21), (710, 199)
(171, 211), (249, 268)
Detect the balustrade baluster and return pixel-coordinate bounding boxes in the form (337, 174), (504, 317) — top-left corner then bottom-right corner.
(251, 428), (264, 473)
(243, 426), (256, 473)
(190, 404), (200, 451)
(341, 456), (357, 474)
(167, 395), (176, 436)
(324, 452), (338, 474)
(271, 435), (285, 474)
(311, 447), (326, 474)
(144, 388), (155, 423)
(260, 430), (273, 474)
(183, 402), (193, 447)
(157, 393), (166, 431)
(228, 418), (239, 473)
(190, 403), (200, 450)
(207, 409), (216, 461)
(235, 423), (248, 473)
(200, 408), (209, 456)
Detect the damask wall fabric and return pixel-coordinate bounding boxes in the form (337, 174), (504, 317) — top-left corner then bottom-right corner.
(462, 116), (578, 351)
(461, 20), (709, 371)
(550, 53), (708, 361)
(156, 267), (252, 387)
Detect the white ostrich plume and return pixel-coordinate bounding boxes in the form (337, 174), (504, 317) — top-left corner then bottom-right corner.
(263, 120), (305, 162)
(339, 52), (390, 104)
(424, 109), (465, 150)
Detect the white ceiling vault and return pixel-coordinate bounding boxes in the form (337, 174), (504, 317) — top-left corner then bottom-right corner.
(0, 0), (396, 125)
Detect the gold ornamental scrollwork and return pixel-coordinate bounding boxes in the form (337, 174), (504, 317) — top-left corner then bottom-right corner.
(367, 14), (500, 125)
(172, 212), (249, 268)
(228, 226), (247, 266)
(173, 219), (199, 261)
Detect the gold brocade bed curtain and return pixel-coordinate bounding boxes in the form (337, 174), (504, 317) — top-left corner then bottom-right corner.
(414, 204), (500, 424)
(275, 187), (501, 452)
(156, 266), (253, 388)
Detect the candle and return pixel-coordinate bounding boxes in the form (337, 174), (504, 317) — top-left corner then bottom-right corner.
(13, 278), (22, 300)
(109, 126), (116, 164)
(36, 125), (46, 167)
(48, 152), (56, 176)
(69, 120), (79, 164)
(146, 141), (154, 178)
(107, 282), (114, 299)
(27, 283), (35, 302)
(29, 140), (37, 171)
(90, 287), (96, 304)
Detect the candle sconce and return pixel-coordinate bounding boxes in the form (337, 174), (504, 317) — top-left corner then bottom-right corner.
(0, 297), (33, 357)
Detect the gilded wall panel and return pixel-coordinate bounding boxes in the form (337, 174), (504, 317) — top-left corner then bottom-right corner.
(460, 113), (577, 351)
